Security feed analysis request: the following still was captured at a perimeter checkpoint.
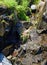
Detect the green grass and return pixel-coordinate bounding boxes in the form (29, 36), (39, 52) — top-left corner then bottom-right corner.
(0, 0), (33, 21)
(0, 0), (17, 8)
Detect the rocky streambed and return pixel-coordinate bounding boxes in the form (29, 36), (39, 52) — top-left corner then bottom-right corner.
(0, 1), (47, 65)
(7, 28), (47, 65)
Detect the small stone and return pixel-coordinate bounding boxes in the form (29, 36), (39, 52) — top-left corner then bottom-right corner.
(26, 40), (41, 54)
(0, 6), (7, 14)
(7, 55), (12, 60)
(21, 44), (27, 50)
(12, 49), (18, 57)
(29, 29), (41, 42)
(23, 21), (32, 29)
(31, 54), (43, 63)
(21, 54), (32, 65)
(41, 60), (47, 65)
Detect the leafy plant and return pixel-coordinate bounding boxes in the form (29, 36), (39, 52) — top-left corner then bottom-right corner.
(21, 34), (29, 43)
(17, 10), (30, 21)
(20, 0), (29, 10)
(0, 0), (30, 21)
(31, 0), (40, 4)
(16, 0), (30, 21)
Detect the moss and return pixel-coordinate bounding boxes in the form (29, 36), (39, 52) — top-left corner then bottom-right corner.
(17, 10), (30, 21)
(0, 0), (30, 21)
(16, 0), (30, 21)
(0, 0), (17, 8)
(31, 0), (40, 4)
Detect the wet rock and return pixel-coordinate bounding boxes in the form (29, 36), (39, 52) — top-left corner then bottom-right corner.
(14, 63), (17, 65)
(20, 28), (42, 54)
(23, 29), (42, 54)
(0, 21), (5, 36)
(40, 30), (47, 34)
(21, 40), (42, 55)
(0, 12), (24, 52)
(21, 54), (32, 65)
(0, 53), (12, 65)
(0, 21), (23, 54)
(26, 41), (41, 51)
(14, 61), (22, 65)
(42, 12), (47, 22)
(40, 34), (47, 51)
(13, 51), (47, 65)
(41, 60), (47, 65)
(41, 44), (47, 51)
(36, 47), (42, 54)
(38, 21), (47, 30)
(2, 45), (14, 56)
(0, 6), (7, 15)
(12, 49), (18, 57)
(32, 54), (43, 63)
(7, 55), (12, 60)
(15, 21), (24, 35)
(0, 5), (24, 53)
(21, 53), (43, 65)
(29, 29), (42, 42)
(38, 11), (47, 30)
(17, 46), (26, 57)
(0, 15), (13, 22)
(22, 21), (33, 29)
(21, 44), (27, 51)
(42, 51), (47, 59)
(36, 29), (47, 34)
